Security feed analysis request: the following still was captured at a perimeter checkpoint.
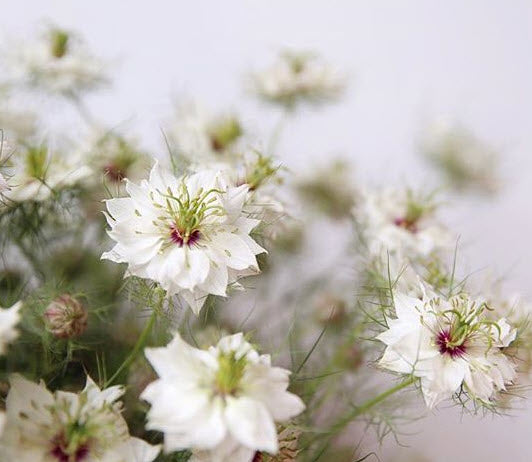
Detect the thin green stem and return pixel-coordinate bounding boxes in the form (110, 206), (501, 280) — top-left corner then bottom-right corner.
(105, 309), (157, 387)
(330, 375), (417, 434)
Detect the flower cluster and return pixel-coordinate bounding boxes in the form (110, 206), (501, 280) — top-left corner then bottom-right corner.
(0, 21), (530, 462)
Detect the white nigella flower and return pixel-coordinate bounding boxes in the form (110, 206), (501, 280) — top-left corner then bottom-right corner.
(165, 101), (244, 165)
(141, 332), (305, 456)
(355, 188), (452, 261)
(8, 26), (107, 96)
(0, 374), (160, 462)
(79, 129), (148, 184)
(0, 301), (22, 355)
(377, 286), (517, 408)
(1, 145), (92, 204)
(102, 162), (266, 314)
(251, 51), (346, 109)
(420, 118), (499, 193)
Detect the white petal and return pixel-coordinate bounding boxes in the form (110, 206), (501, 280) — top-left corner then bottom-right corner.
(224, 397), (278, 453)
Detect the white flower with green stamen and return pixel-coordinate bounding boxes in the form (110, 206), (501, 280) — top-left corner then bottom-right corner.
(251, 51), (346, 109)
(0, 374), (160, 462)
(102, 162), (266, 314)
(141, 333), (305, 456)
(354, 188), (452, 261)
(0, 301), (22, 355)
(165, 101), (244, 165)
(1, 145), (92, 204)
(377, 285), (518, 408)
(8, 26), (107, 96)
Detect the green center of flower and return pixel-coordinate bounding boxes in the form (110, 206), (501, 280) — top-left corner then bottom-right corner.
(215, 351), (247, 396)
(208, 117), (242, 152)
(50, 29), (70, 59)
(51, 420), (91, 462)
(429, 295), (500, 356)
(24, 145), (48, 179)
(156, 184), (224, 247)
(243, 153), (279, 191)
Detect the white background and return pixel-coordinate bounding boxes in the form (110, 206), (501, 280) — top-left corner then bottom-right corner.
(2, 1), (532, 461)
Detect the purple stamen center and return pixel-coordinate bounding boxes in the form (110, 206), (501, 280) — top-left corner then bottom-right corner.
(170, 226), (201, 247)
(436, 330), (467, 358)
(393, 217), (418, 233)
(50, 434), (89, 462)
(103, 163), (125, 182)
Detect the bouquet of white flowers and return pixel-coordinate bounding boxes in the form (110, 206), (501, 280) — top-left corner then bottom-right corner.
(0, 24), (528, 462)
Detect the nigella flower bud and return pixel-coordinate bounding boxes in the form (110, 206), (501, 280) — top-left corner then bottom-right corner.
(44, 294), (88, 339)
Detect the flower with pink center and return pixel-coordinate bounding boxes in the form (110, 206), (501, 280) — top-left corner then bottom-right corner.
(377, 282), (518, 408)
(0, 374), (160, 462)
(102, 161), (266, 314)
(354, 188), (452, 262)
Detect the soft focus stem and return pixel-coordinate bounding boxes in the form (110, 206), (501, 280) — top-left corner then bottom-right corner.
(330, 375), (417, 433)
(105, 309), (157, 387)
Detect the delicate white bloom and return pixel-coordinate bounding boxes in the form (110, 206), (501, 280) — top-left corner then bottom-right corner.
(420, 117), (499, 193)
(78, 128), (148, 183)
(0, 301), (22, 355)
(141, 332), (305, 456)
(7, 26), (107, 96)
(354, 188), (452, 261)
(0, 145), (92, 204)
(377, 287), (517, 408)
(251, 51), (346, 108)
(0, 374), (160, 462)
(102, 162), (266, 314)
(165, 101), (244, 165)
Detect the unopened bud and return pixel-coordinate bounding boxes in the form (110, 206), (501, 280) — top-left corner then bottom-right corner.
(44, 294), (87, 338)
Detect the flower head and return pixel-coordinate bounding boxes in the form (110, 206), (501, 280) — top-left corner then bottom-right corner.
(102, 162), (266, 314)
(420, 118), (499, 193)
(377, 285), (517, 408)
(0, 374), (160, 461)
(141, 333), (305, 456)
(165, 101), (244, 165)
(44, 294), (88, 339)
(79, 129), (148, 184)
(251, 51), (346, 109)
(354, 188), (451, 261)
(0, 144), (92, 204)
(7, 26), (107, 96)
(0, 301), (22, 355)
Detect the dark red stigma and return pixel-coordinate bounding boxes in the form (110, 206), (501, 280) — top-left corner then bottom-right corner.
(50, 436), (89, 462)
(170, 227), (201, 247)
(103, 164), (126, 182)
(393, 217), (418, 233)
(436, 330), (467, 358)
